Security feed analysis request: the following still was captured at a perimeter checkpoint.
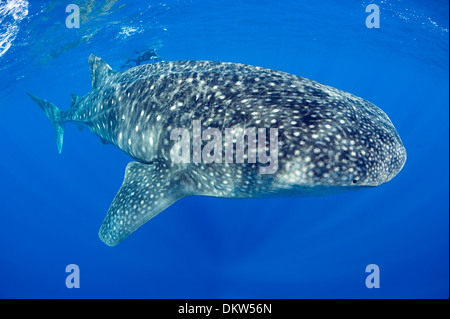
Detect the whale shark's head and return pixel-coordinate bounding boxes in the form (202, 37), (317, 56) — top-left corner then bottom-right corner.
(277, 91), (406, 191)
(317, 118), (407, 188)
(327, 96), (407, 188)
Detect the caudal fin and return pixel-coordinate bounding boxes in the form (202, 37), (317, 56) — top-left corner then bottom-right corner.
(26, 93), (64, 153)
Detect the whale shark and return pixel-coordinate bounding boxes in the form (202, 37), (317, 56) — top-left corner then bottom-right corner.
(28, 54), (406, 246)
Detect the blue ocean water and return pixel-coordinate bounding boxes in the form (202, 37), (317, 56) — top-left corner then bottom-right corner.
(0, 0), (448, 299)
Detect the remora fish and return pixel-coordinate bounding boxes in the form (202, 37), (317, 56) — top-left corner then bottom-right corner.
(28, 54), (406, 246)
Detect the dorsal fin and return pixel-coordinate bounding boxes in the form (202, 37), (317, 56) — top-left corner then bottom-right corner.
(88, 54), (116, 89)
(70, 94), (81, 108)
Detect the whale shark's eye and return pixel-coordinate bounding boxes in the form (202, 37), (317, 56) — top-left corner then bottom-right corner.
(352, 180), (357, 184)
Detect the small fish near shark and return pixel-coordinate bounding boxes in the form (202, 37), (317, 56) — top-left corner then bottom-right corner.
(27, 54), (406, 246)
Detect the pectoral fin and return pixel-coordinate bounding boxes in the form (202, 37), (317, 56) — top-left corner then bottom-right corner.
(99, 160), (185, 246)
